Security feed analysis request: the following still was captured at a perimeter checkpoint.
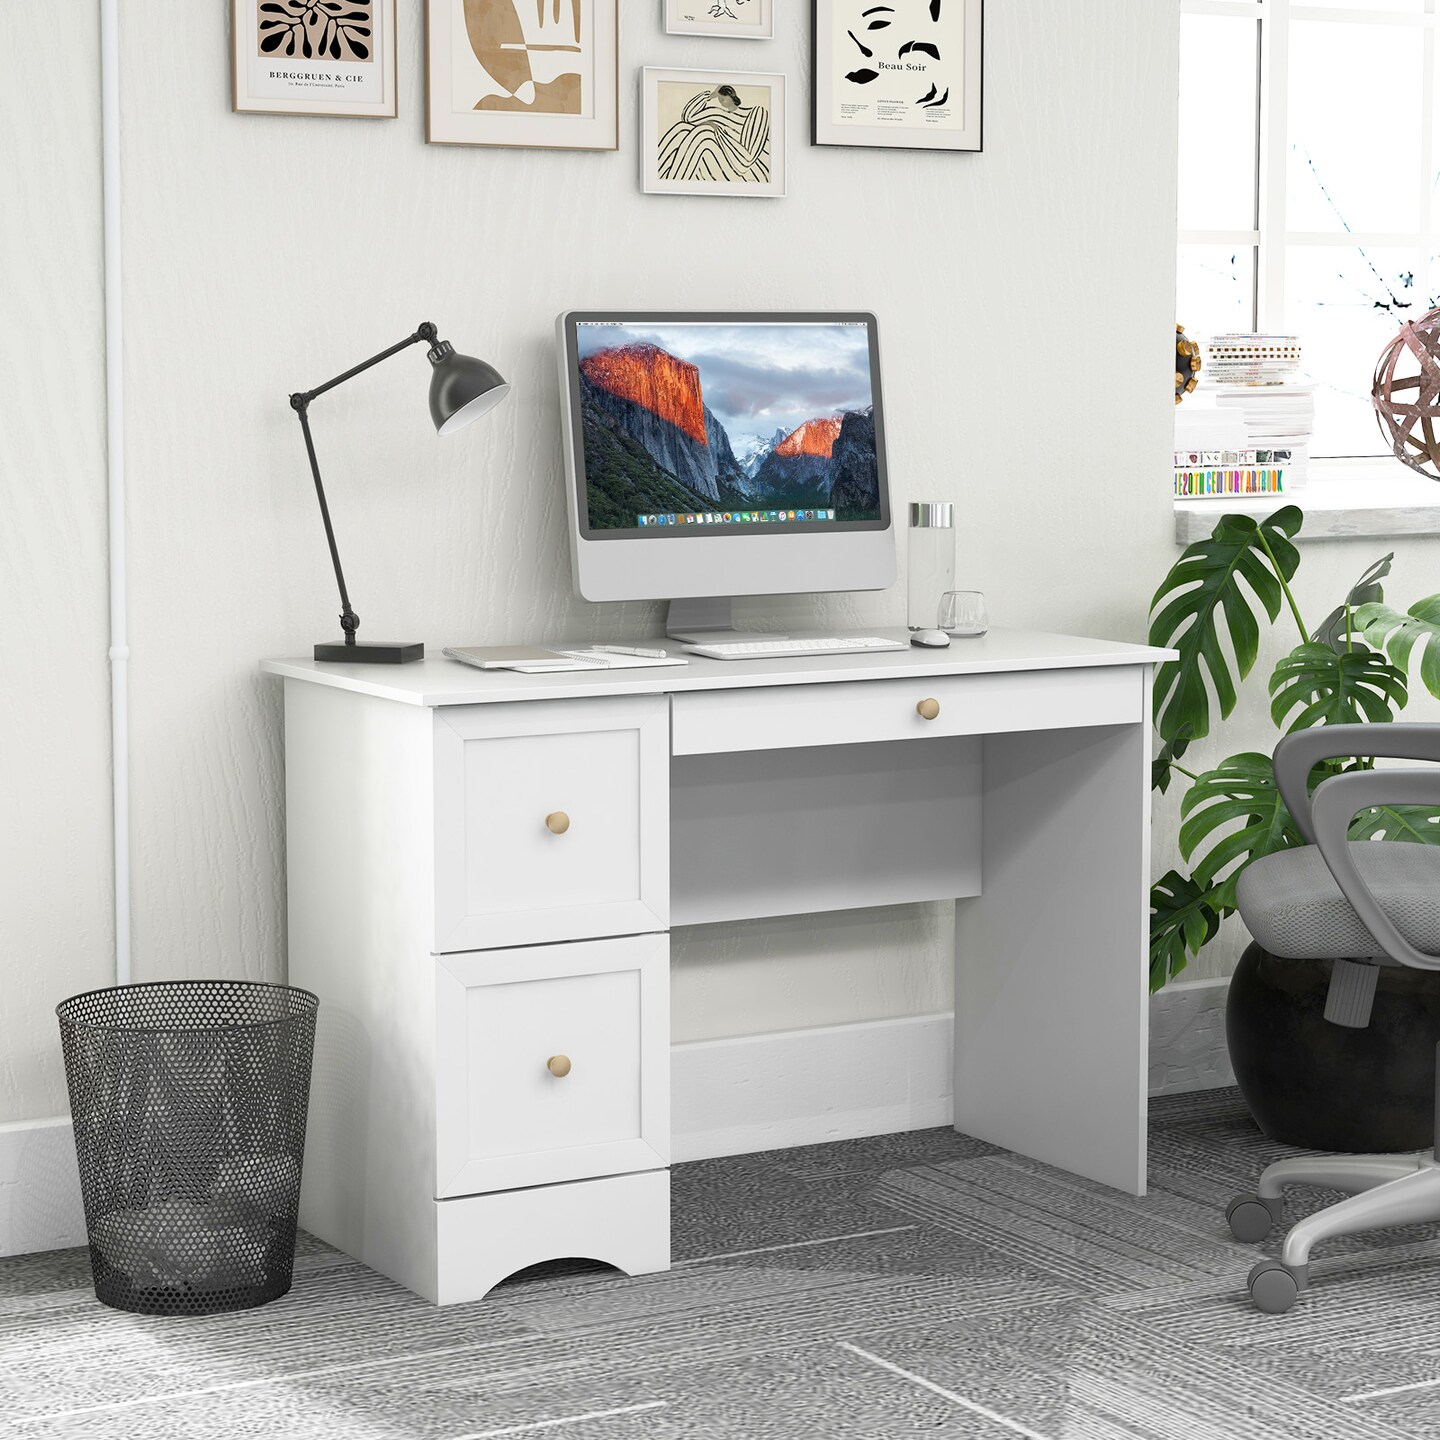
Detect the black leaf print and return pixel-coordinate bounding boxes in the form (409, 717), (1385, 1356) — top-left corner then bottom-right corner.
(916, 82), (937, 103)
(930, 0), (941, 18)
(255, 0), (373, 65)
(899, 41), (940, 60)
(865, 18), (891, 29)
(847, 29), (873, 57)
(922, 86), (949, 108)
(845, 68), (880, 84)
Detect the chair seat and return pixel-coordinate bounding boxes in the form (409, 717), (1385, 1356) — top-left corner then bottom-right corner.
(1236, 842), (1440, 960)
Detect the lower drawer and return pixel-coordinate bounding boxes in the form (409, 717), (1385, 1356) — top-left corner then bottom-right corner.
(434, 934), (669, 1199)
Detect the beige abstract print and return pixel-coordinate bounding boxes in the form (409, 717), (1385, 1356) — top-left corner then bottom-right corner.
(462, 0), (587, 115)
(656, 82), (771, 185)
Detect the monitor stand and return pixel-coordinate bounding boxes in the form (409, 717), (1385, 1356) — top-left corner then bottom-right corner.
(665, 597), (789, 645)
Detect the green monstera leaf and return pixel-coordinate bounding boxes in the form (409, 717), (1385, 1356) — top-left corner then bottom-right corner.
(1152, 727), (1193, 794)
(1179, 752), (1305, 911)
(1351, 805), (1440, 845)
(1313, 552), (1393, 655)
(1356, 596), (1440, 701)
(1268, 642), (1408, 732)
(1149, 506), (1303, 741)
(1149, 870), (1222, 992)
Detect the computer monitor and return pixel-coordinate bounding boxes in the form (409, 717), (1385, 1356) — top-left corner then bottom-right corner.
(556, 311), (895, 636)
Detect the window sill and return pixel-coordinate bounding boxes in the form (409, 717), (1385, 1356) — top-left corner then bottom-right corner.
(1173, 461), (1440, 546)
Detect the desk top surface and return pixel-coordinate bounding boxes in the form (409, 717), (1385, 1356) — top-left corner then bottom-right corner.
(261, 627), (1172, 708)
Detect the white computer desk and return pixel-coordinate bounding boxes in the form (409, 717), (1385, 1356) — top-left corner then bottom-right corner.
(262, 627), (1172, 1304)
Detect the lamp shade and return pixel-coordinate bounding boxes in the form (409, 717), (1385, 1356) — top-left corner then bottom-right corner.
(428, 343), (510, 436)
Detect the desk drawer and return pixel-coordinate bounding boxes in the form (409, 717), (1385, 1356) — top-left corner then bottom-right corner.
(671, 666), (1142, 756)
(433, 696), (669, 952)
(434, 935), (669, 1199)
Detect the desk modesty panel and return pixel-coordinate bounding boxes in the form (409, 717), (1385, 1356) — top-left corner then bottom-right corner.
(264, 628), (1171, 1304)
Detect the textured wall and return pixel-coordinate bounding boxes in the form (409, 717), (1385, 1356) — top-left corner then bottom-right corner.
(0, 5), (114, 1121)
(1, 0), (1182, 1121)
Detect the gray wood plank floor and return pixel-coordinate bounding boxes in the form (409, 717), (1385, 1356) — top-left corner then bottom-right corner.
(5, 1090), (1440, 1438)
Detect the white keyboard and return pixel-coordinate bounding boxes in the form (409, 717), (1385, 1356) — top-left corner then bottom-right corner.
(684, 636), (909, 661)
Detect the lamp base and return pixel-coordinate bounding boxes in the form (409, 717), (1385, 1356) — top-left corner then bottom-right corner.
(314, 640), (424, 664)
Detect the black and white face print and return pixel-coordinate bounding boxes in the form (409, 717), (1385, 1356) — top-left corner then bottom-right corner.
(831, 0), (965, 130)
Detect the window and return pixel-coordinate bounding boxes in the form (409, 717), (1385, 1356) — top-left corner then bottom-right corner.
(1178, 0), (1439, 459)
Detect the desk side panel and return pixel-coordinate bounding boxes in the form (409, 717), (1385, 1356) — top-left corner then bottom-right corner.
(953, 668), (1151, 1195)
(285, 680), (440, 1297)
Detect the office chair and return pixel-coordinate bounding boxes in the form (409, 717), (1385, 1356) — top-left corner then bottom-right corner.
(1223, 723), (1440, 1314)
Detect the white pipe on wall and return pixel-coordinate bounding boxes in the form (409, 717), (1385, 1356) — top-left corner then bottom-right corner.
(100, 0), (131, 986)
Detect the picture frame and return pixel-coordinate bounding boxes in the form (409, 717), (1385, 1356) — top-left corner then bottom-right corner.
(641, 67), (786, 198)
(663, 0), (775, 40)
(232, 0), (397, 118)
(812, 0), (982, 153)
(425, 0), (619, 151)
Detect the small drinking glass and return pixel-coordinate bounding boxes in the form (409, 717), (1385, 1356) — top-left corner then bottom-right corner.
(939, 590), (988, 638)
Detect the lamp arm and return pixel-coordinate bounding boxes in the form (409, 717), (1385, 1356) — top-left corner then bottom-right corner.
(287, 322), (440, 646)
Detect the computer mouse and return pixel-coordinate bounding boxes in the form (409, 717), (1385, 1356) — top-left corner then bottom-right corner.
(910, 629), (951, 648)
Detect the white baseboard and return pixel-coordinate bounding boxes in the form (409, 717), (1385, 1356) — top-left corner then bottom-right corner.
(0, 1118), (86, 1259)
(1, 993), (1236, 1258)
(1148, 978), (1235, 1096)
(672, 1014), (954, 1163)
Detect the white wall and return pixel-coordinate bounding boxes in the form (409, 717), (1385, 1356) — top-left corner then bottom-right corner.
(0, 4), (114, 1121)
(1, 0), (1183, 1123)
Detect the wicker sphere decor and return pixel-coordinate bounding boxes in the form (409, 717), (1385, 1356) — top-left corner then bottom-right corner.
(1176, 323), (1202, 405)
(1373, 305), (1440, 480)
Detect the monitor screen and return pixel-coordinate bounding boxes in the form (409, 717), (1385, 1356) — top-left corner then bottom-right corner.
(562, 314), (890, 540)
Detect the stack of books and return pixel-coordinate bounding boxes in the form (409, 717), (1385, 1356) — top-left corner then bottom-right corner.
(1174, 396), (1288, 499)
(1211, 382), (1313, 491)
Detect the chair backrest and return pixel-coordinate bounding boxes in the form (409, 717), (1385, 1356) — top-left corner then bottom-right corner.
(1273, 724), (1440, 846)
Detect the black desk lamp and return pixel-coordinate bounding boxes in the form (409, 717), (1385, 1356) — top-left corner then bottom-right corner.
(290, 320), (509, 664)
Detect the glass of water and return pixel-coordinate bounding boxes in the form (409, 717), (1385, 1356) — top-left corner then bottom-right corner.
(938, 590), (988, 638)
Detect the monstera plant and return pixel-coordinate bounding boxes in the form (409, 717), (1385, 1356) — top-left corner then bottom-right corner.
(1148, 504), (1440, 992)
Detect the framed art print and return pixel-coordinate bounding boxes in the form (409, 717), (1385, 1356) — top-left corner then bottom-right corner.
(664, 0), (774, 40)
(426, 0), (619, 150)
(642, 68), (786, 198)
(812, 0), (982, 152)
(233, 0), (397, 117)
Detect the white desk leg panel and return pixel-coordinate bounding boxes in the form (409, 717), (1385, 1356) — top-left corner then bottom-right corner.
(953, 671), (1152, 1196)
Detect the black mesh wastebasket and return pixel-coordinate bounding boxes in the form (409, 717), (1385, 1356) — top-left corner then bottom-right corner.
(56, 981), (318, 1317)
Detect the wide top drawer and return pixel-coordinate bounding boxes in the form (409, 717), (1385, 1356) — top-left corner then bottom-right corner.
(671, 666), (1144, 756)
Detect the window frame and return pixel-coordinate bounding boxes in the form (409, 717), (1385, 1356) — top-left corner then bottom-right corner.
(1179, 0), (1439, 460)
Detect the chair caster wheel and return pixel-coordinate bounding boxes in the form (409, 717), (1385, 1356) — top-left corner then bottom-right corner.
(1226, 1193), (1281, 1243)
(1248, 1259), (1301, 1314)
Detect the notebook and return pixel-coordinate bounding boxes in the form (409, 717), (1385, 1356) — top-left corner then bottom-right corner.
(443, 646), (688, 673)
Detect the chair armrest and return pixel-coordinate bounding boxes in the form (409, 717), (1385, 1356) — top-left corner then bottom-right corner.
(1310, 768), (1440, 970)
(1274, 724), (1440, 845)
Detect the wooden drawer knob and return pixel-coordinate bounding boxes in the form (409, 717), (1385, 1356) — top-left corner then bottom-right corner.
(545, 811), (571, 835)
(547, 1055), (572, 1078)
(916, 698), (941, 721)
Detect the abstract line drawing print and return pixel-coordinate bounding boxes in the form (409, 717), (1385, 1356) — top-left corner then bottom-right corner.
(258, 0), (375, 61)
(707, 0), (754, 17)
(657, 84), (770, 184)
(463, 0), (586, 114)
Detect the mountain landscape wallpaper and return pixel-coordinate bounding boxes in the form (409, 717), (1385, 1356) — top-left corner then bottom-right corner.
(574, 323), (883, 530)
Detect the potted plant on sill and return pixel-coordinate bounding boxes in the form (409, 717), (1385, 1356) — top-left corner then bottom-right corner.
(1148, 504), (1440, 1150)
